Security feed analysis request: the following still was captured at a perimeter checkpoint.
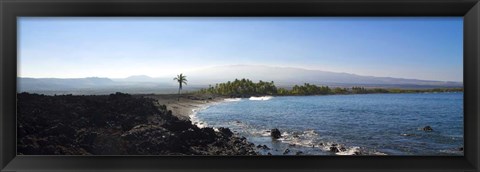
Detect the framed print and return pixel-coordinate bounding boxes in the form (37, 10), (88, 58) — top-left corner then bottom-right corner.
(1, 0), (479, 171)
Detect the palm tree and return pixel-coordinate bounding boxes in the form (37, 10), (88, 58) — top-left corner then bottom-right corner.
(173, 73), (187, 101)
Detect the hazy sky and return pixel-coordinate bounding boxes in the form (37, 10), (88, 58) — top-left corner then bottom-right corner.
(18, 17), (463, 82)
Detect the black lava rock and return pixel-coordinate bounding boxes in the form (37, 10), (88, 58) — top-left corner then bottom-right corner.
(17, 93), (258, 156)
(283, 148), (290, 155)
(262, 145), (270, 150)
(217, 127), (233, 137)
(330, 146), (340, 153)
(422, 126), (433, 131)
(271, 128), (282, 139)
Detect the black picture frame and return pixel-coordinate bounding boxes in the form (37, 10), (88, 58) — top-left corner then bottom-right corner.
(1, 0), (479, 171)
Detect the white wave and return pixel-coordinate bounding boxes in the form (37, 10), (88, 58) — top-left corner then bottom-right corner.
(215, 123), (372, 155)
(277, 129), (319, 148)
(336, 146), (361, 155)
(189, 113), (208, 128)
(224, 98), (242, 102)
(249, 96), (273, 101)
(248, 128), (272, 137)
(267, 129), (370, 155)
(373, 152), (388, 155)
(188, 104), (213, 129)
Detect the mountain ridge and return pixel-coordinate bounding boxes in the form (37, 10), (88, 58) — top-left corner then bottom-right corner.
(18, 65), (462, 94)
(186, 65), (462, 87)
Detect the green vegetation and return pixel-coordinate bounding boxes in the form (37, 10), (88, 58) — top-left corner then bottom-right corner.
(290, 83), (333, 95)
(196, 78), (463, 97)
(173, 73), (188, 101)
(197, 78), (277, 97)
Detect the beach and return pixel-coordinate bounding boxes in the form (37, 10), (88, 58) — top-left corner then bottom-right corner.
(141, 94), (225, 121)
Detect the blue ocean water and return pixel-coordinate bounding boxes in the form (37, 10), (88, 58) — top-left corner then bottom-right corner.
(195, 93), (464, 155)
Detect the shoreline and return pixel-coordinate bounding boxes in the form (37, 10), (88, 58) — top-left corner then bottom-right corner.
(143, 94), (361, 155)
(17, 92), (464, 156)
(140, 94), (227, 122)
(142, 94), (380, 155)
(152, 93), (463, 156)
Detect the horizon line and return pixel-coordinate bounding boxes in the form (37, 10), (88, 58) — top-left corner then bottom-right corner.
(17, 64), (463, 83)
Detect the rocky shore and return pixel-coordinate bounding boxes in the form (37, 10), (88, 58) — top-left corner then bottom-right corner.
(139, 93), (223, 121)
(17, 92), (257, 155)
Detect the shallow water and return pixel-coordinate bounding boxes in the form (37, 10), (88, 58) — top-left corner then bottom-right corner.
(195, 93), (464, 155)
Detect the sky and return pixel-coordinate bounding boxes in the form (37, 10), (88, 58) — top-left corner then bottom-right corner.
(18, 17), (463, 82)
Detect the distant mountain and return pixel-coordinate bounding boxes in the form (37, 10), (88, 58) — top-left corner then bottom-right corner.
(17, 65), (462, 95)
(112, 75), (163, 83)
(123, 75), (157, 82)
(19, 77), (116, 90)
(187, 65), (462, 88)
(18, 77), (179, 95)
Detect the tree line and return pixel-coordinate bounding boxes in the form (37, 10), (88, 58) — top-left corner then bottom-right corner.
(195, 78), (463, 97)
(196, 79), (277, 97)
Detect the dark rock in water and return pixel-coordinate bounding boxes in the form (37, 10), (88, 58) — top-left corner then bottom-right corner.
(217, 127), (233, 137)
(262, 145), (270, 150)
(459, 147), (464, 151)
(283, 148), (290, 155)
(331, 143), (338, 147)
(422, 126), (433, 131)
(271, 128), (282, 139)
(330, 146), (340, 153)
(289, 144), (296, 147)
(295, 151), (304, 155)
(267, 152), (272, 155)
(353, 151), (361, 155)
(339, 146), (347, 152)
(256, 144), (270, 150)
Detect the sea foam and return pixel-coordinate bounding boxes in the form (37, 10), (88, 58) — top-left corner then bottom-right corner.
(224, 98), (242, 102)
(249, 96), (273, 101)
(189, 105), (213, 129)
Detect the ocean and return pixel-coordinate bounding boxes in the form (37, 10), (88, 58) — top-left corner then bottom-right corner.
(193, 92), (464, 155)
